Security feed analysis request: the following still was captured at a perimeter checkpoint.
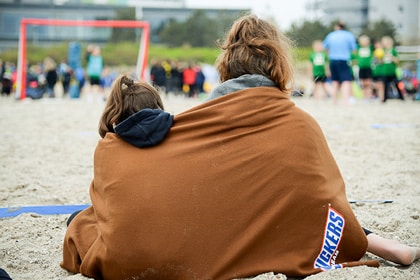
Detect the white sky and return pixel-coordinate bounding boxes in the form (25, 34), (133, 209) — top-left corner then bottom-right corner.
(185, 0), (309, 30)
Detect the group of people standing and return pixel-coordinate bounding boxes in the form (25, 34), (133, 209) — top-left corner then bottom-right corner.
(150, 59), (206, 98)
(25, 56), (75, 99)
(309, 21), (406, 104)
(356, 34), (404, 102)
(23, 43), (114, 101)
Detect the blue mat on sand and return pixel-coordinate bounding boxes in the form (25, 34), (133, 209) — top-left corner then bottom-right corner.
(0, 204), (90, 218)
(370, 123), (417, 129)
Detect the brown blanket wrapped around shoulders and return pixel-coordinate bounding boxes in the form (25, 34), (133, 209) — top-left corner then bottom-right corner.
(61, 87), (379, 279)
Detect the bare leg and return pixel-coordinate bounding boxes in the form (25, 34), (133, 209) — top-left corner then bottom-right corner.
(312, 83), (320, 100)
(367, 233), (420, 265)
(375, 81), (385, 102)
(340, 81), (353, 105)
(361, 78), (372, 100)
(313, 83), (326, 100)
(330, 81), (339, 104)
(322, 83), (329, 99)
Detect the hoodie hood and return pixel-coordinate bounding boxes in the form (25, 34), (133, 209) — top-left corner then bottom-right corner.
(114, 108), (174, 148)
(205, 74), (276, 101)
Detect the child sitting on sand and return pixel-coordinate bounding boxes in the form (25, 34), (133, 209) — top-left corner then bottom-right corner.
(65, 73), (173, 227)
(98, 74), (173, 147)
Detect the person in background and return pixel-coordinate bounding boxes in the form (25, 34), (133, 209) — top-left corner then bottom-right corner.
(323, 21), (357, 105)
(182, 63), (197, 98)
(0, 60), (5, 94)
(43, 56), (58, 98)
(1, 61), (13, 96)
(194, 65), (206, 94)
(100, 66), (116, 100)
(308, 39), (329, 100)
(25, 64), (45, 99)
(356, 35), (374, 101)
(372, 40), (385, 100)
(415, 52), (420, 99)
(86, 45), (104, 102)
(149, 59), (166, 93)
(417, 53), (420, 93)
(166, 60), (182, 95)
(85, 44), (94, 65)
(59, 59), (72, 96)
(381, 36), (404, 102)
(171, 61), (184, 94)
(74, 66), (86, 95)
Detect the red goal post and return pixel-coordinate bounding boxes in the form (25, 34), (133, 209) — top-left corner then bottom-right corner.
(16, 18), (150, 99)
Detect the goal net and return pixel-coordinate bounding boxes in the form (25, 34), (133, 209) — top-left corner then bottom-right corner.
(16, 18), (150, 99)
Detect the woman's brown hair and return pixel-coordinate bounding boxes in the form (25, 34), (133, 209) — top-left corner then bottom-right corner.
(98, 75), (164, 138)
(216, 14), (294, 92)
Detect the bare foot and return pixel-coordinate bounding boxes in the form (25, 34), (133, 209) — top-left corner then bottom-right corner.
(383, 240), (420, 265)
(367, 233), (420, 265)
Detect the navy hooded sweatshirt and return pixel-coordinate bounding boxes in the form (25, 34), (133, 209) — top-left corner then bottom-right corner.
(113, 108), (174, 148)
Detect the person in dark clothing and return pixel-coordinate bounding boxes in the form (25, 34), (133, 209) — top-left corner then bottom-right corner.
(165, 60), (182, 94)
(43, 57), (58, 98)
(59, 60), (72, 95)
(1, 61), (13, 96)
(194, 65), (206, 94)
(149, 60), (166, 92)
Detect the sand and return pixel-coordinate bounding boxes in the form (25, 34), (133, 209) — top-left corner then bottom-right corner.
(0, 90), (419, 280)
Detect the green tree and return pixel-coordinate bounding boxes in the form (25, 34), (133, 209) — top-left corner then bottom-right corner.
(359, 18), (398, 43)
(286, 20), (330, 48)
(110, 8), (136, 42)
(158, 18), (188, 47)
(185, 10), (218, 47)
(158, 10), (241, 47)
(212, 11), (243, 45)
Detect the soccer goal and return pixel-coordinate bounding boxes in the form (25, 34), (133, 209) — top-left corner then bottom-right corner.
(16, 18), (150, 99)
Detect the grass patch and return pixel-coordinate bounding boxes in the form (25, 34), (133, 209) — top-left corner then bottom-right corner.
(1, 42), (308, 67)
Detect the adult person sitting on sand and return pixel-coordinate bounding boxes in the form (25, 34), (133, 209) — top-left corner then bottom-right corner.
(61, 14), (420, 280)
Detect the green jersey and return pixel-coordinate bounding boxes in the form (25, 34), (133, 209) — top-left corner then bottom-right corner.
(382, 48), (398, 77)
(309, 51), (327, 77)
(356, 46), (373, 69)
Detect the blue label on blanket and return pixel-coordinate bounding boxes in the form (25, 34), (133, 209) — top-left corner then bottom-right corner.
(314, 206), (345, 270)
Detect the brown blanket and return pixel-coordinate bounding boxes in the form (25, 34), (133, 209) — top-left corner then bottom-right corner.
(62, 87), (379, 279)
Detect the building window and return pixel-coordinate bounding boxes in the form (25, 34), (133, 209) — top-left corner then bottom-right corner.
(1, 14), (20, 34)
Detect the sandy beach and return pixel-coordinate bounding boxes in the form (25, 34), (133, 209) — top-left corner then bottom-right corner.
(0, 90), (419, 279)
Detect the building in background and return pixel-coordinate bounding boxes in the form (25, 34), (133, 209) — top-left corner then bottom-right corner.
(0, 0), (246, 52)
(306, 0), (420, 44)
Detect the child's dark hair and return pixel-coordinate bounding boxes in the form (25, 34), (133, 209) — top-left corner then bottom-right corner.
(98, 75), (164, 138)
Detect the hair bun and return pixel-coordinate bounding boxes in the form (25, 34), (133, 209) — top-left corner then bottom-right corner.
(121, 76), (134, 90)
